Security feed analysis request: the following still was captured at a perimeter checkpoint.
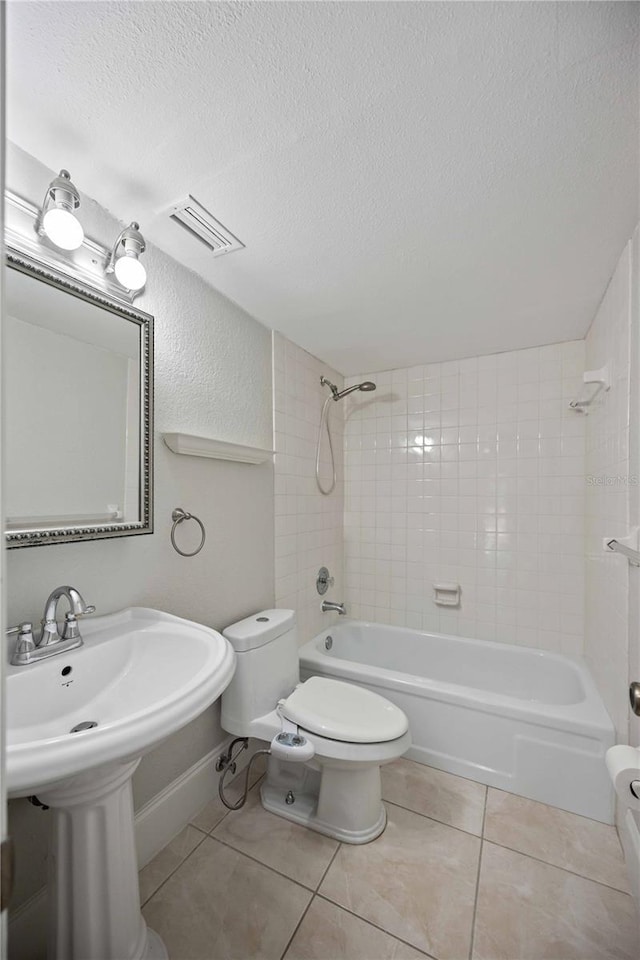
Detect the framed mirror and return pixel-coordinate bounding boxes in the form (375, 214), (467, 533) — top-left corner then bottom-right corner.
(4, 246), (153, 547)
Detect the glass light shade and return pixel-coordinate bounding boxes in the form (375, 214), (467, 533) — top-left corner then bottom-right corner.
(114, 253), (146, 291)
(42, 207), (84, 251)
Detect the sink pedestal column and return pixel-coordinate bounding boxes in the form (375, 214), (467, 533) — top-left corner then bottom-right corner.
(39, 758), (168, 960)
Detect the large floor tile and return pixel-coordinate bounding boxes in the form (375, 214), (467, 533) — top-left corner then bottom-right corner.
(319, 802), (480, 960)
(284, 897), (429, 960)
(381, 759), (486, 835)
(212, 785), (339, 889)
(484, 788), (629, 892)
(143, 837), (312, 960)
(473, 842), (638, 960)
(139, 824), (205, 905)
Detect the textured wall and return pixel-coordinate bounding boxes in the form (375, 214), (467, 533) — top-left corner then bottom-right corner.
(584, 236), (634, 743)
(273, 333), (345, 641)
(5, 143), (275, 911)
(343, 342), (586, 654)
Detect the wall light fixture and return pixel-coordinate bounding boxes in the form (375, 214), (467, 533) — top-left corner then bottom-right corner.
(106, 221), (147, 291)
(39, 169), (84, 251)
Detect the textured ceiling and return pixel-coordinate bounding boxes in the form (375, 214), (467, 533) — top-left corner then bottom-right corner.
(6, 1), (640, 374)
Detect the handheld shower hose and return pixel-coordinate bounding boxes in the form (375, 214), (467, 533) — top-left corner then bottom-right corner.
(315, 377), (376, 495)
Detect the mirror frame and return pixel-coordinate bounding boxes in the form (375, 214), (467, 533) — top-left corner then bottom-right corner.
(5, 244), (154, 548)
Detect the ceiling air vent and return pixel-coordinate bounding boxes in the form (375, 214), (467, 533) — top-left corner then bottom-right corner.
(168, 196), (244, 257)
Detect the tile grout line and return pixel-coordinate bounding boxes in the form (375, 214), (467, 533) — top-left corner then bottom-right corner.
(481, 838), (634, 897)
(382, 796), (484, 839)
(315, 840), (342, 892)
(314, 892), (438, 960)
(140, 824), (209, 908)
(468, 785), (488, 960)
(278, 843), (343, 960)
(278, 895), (315, 960)
(210, 833), (329, 895)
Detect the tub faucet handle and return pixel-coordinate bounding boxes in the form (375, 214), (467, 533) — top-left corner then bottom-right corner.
(316, 567), (335, 595)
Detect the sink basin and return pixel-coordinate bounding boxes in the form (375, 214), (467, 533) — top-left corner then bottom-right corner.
(7, 606), (235, 795)
(6, 606), (236, 960)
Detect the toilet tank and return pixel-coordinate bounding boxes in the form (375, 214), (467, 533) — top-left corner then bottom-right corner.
(221, 609), (299, 735)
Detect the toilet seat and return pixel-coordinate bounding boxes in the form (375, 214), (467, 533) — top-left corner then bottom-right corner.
(280, 676), (409, 743)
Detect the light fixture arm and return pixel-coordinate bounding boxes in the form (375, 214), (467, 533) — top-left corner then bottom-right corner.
(106, 221), (146, 274)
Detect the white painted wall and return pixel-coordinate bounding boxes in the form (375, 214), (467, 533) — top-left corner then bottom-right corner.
(273, 332), (345, 641)
(5, 143), (275, 912)
(343, 343), (586, 654)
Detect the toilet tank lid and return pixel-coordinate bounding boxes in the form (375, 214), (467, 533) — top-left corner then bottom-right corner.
(223, 609), (296, 652)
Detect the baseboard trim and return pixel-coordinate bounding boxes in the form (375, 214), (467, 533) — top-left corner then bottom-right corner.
(8, 733), (246, 960)
(135, 737), (228, 868)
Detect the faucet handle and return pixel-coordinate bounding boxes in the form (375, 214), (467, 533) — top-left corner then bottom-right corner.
(61, 606), (95, 641)
(6, 621), (32, 636)
(76, 605), (96, 617)
(7, 622), (36, 659)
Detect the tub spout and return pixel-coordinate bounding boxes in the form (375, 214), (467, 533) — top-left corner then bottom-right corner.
(321, 600), (347, 615)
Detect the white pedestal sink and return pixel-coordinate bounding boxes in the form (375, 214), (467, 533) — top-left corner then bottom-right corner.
(7, 607), (236, 960)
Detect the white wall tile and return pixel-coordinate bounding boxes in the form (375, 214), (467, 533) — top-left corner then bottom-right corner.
(344, 342), (586, 653)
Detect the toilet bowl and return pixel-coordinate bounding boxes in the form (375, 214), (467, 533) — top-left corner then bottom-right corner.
(221, 609), (410, 843)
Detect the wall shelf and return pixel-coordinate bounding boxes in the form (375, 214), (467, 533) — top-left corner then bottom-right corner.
(162, 432), (273, 464)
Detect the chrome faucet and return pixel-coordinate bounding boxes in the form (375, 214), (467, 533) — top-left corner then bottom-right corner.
(321, 600), (347, 616)
(8, 585), (95, 665)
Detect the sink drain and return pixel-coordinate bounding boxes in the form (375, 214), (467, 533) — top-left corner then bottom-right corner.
(70, 721), (98, 733)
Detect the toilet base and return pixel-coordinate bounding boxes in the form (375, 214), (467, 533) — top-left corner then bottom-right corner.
(260, 757), (388, 844)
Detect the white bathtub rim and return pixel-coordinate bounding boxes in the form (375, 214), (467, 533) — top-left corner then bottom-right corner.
(314, 618), (597, 681)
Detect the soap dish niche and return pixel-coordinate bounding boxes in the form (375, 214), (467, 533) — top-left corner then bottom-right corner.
(434, 583), (461, 607)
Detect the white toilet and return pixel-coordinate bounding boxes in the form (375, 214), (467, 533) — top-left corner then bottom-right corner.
(221, 609), (411, 843)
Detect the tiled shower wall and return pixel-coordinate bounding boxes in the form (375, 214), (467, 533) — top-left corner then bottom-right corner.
(585, 235), (634, 743)
(273, 332), (345, 641)
(343, 342), (587, 654)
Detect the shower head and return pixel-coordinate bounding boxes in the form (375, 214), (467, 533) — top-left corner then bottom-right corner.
(320, 376), (377, 401)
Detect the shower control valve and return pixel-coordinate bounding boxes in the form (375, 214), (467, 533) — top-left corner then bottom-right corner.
(316, 566), (334, 595)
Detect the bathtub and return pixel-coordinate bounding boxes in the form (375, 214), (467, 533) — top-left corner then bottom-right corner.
(299, 621), (616, 823)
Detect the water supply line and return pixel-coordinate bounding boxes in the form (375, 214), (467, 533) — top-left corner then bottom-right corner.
(217, 737), (271, 811)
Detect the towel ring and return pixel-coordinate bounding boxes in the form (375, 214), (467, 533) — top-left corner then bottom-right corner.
(171, 507), (206, 557)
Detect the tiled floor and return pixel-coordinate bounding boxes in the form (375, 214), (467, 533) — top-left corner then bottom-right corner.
(140, 759), (638, 960)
